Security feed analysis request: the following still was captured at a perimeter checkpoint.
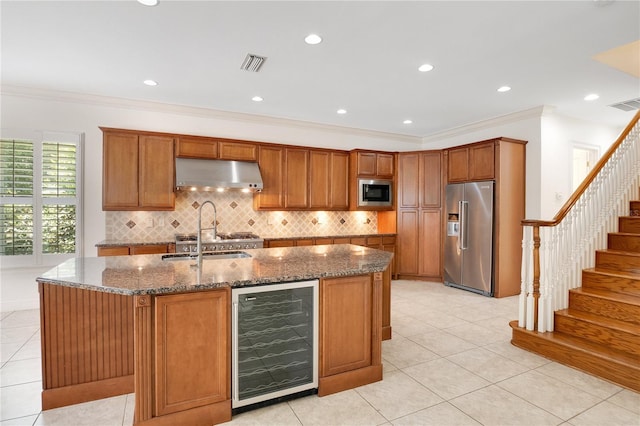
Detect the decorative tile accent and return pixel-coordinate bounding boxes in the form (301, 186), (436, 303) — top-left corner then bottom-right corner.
(631, 209), (640, 216)
(126, 220), (136, 229)
(365, 218), (371, 224)
(105, 191), (380, 240)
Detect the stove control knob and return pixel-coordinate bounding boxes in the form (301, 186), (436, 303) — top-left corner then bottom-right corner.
(183, 247), (189, 252)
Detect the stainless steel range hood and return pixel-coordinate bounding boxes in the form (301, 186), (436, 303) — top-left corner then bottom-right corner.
(175, 158), (263, 192)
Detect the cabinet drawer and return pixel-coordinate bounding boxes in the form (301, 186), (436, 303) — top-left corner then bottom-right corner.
(267, 240), (295, 248)
(366, 237), (382, 246)
(382, 236), (396, 245)
(315, 238), (333, 245)
(296, 239), (314, 246)
(333, 237), (351, 245)
(350, 237), (366, 246)
(130, 244), (169, 255)
(97, 246), (130, 257)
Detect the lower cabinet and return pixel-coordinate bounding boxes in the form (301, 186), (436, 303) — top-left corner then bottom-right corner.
(154, 290), (229, 416)
(133, 289), (231, 425)
(97, 244), (175, 256)
(318, 274), (383, 396)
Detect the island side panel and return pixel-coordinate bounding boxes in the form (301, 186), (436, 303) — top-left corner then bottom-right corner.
(39, 282), (135, 410)
(318, 273), (383, 396)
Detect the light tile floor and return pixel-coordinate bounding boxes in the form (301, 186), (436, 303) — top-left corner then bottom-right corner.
(1, 280), (638, 425)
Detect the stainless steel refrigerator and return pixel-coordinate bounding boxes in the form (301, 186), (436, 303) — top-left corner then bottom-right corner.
(444, 181), (494, 296)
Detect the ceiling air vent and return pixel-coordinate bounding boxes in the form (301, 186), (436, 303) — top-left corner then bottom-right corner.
(610, 97), (640, 112)
(240, 54), (267, 72)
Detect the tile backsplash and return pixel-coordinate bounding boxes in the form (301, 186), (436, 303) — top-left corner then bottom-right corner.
(105, 191), (379, 241)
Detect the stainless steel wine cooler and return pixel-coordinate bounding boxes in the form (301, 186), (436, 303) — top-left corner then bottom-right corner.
(232, 280), (319, 408)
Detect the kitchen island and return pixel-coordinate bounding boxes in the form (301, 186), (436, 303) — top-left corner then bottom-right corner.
(37, 244), (393, 425)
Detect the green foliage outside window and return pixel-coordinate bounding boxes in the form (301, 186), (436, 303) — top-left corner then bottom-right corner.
(0, 139), (77, 256)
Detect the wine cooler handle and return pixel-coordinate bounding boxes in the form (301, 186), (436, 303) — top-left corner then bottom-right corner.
(232, 301), (239, 404)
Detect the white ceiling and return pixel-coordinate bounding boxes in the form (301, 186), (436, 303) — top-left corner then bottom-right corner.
(2, 1), (639, 138)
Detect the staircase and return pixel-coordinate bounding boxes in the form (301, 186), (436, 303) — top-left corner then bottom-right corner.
(511, 201), (640, 392)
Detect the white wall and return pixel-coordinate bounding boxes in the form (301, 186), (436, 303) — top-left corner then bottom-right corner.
(540, 113), (621, 219)
(421, 107), (544, 219)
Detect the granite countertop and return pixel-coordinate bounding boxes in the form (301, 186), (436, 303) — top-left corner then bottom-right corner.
(38, 244), (393, 296)
(95, 239), (175, 247)
(95, 233), (396, 247)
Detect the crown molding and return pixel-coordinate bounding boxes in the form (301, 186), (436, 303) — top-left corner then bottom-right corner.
(421, 106), (552, 144)
(1, 85), (421, 145)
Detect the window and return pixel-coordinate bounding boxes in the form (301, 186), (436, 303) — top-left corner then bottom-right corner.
(0, 131), (83, 266)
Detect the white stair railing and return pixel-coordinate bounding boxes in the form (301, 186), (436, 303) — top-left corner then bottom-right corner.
(518, 111), (640, 332)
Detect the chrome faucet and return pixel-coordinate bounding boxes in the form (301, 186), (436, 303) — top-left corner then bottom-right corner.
(197, 201), (217, 265)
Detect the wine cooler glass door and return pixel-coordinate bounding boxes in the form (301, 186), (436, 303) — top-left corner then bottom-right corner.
(232, 280), (319, 408)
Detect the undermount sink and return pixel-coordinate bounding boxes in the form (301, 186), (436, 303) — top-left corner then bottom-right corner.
(162, 251), (252, 261)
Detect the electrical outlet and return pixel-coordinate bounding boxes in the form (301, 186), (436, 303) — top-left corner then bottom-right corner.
(157, 217), (164, 227)
(145, 218), (154, 228)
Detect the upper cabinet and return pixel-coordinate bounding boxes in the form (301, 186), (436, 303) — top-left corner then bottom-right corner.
(309, 150), (349, 210)
(352, 151), (394, 178)
(176, 136), (257, 161)
(254, 146), (349, 211)
(102, 129), (175, 211)
(447, 142), (495, 183)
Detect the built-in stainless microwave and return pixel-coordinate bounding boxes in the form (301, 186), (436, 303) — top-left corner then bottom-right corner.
(358, 178), (393, 207)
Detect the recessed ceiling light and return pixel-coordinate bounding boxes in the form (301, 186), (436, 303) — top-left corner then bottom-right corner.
(137, 0), (158, 6)
(497, 86), (511, 92)
(403, 119), (413, 124)
(337, 109), (347, 114)
(584, 93), (600, 101)
(143, 79), (158, 86)
(305, 34), (322, 45)
(252, 96), (263, 102)
(418, 64), (434, 72)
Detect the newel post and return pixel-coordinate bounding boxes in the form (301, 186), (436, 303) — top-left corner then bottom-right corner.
(531, 225), (541, 330)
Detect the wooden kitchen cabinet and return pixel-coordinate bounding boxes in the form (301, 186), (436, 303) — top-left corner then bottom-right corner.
(154, 289), (229, 416)
(396, 151), (443, 280)
(176, 136), (218, 159)
(97, 244), (174, 257)
(102, 129), (175, 211)
(447, 142), (495, 183)
(254, 145), (284, 209)
(318, 273), (382, 396)
(352, 151), (394, 178)
(309, 150), (349, 210)
(285, 148), (309, 209)
(218, 141), (257, 161)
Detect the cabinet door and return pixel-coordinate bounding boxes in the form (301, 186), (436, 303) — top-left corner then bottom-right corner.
(103, 132), (139, 209)
(139, 135), (175, 209)
(175, 137), (218, 159)
(469, 143), (495, 180)
(330, 152), (349, 209)
(155, 290), (229, 416)
(357, 152), (377, 176)
(284, 148), (309, 209)
(309, 150), (331, 209)
(265, 239), (295, 248)
(218, 141), (258, 161)
(398, 153), (420, 209)
(376, 153), (394, 178)
(396, 210), (419, 275)
(254, 146), (284, 209)
(447, 147), (468, 182)
(320, 275), (372, 377)
(421, 152), (442, 208)
(419, 210), (441, 277)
